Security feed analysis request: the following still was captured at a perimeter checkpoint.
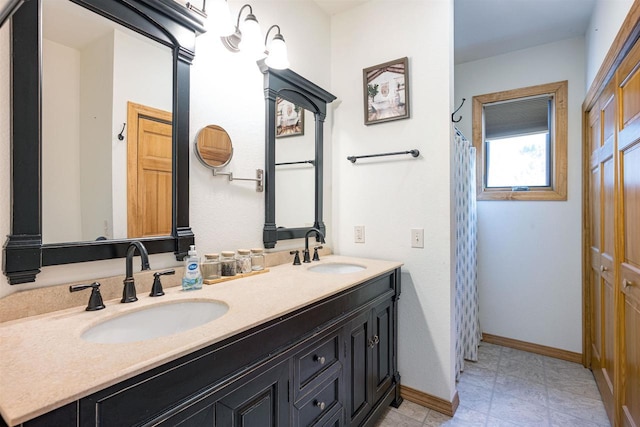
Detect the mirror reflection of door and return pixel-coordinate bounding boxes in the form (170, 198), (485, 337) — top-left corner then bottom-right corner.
(40, 0), (172, 244)
(127, 102), (172, 238)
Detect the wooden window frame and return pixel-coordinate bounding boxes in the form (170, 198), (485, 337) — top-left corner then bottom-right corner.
(472, 80), (568, 201)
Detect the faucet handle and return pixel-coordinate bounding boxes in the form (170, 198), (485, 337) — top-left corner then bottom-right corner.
(70, 282), (105, 311)
(150, 269), (175, 297)
(312, 246), (323, 261)
(290, 250), (301, 265)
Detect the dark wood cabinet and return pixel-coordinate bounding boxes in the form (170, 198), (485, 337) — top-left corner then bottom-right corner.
(346, 298), (395, 427)
(347, 310), (372, 425)
(4, 269), (401, 427)
(371, 298), (394, 407)
(214, 360), (291, 427)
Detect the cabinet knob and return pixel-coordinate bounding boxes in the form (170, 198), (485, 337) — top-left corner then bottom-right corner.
(314, 400), (326, 410)
(368, 335), (380, 348)
(623, 279), (634, 289)
(313, 355), (326, 365)
(600, 265), (607, 272)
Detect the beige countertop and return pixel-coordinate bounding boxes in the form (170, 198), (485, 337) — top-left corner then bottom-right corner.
(0, 255), (401, 426)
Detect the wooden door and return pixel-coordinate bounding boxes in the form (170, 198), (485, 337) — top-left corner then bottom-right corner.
(588, 80), (617, 424)
(616, 40), (640, 427)
(127, 102), (172, 238)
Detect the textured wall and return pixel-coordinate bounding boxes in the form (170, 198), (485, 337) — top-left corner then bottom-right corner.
(331, 0), (456, 402)
(585, 0), (633, 91)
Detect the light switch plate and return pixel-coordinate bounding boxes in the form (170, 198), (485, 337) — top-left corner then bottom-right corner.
(354, 226), (365, 243)
(411, 228), (424, 248)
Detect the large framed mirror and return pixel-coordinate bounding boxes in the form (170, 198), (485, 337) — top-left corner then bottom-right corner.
(3, 0), (205, 284)
(262, 65), (336, 248)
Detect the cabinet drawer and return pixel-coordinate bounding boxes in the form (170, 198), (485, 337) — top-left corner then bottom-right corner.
(295, 375), (342, 427)
(295, 332), (340, 393)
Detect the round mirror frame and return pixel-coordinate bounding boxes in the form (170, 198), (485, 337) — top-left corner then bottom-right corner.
(195, 125), (234, 169)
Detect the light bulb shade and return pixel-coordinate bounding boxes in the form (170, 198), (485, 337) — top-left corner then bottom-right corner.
(265, 34), (289, 70)
(208, 0), (234, 36)
(237, 14), (265, 58)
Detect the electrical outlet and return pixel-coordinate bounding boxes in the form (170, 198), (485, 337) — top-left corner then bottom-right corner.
(354, 225), (365, 243)
(411, 228), (424, 248)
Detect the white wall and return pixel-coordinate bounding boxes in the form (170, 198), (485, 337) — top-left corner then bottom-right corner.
(585, 0), (634, 90)
(331, 0), (456, 401)
(455, 37), (586, 353)
(42, 39), (83, 243)
(188, 0), (332, 256)
(79, 33), (114, 241)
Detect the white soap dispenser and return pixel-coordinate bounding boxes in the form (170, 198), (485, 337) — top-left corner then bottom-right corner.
(182, 245), (203, 291)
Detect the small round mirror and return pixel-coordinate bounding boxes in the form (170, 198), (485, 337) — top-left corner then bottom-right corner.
(195, 125), (233, 168)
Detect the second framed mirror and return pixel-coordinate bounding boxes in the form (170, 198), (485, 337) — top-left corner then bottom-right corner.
(262, 65), (336, 248)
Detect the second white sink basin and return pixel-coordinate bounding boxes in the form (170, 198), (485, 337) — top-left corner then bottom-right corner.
(81, 300), (229, 344)
(307, 263), (366, 274)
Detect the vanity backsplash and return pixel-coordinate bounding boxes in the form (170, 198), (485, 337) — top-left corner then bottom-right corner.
(0, 246), (332, 323)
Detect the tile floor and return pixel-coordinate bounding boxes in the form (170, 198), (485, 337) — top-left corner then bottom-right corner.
(374, 342), (610, 427)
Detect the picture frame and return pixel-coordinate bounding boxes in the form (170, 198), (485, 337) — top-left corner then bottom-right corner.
(276, 97), (305, 138)
(363, 57), (410, 125)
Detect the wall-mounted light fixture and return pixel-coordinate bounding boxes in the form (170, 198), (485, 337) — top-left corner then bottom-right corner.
(221, 4), (264, 57)
(220, 4), (290, 69)
(206, 0), (235, 36)
(264, 24), (290, 70)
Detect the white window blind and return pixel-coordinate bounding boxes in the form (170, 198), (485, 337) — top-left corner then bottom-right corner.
(484, 95), (552, 140)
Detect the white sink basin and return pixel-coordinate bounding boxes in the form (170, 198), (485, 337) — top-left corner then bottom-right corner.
(307, 263), (366, 274)
(81, 300), (229, 344)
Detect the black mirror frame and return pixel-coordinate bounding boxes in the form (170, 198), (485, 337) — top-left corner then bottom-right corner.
(262, 65), (336, 248)
(2, 0), (205, 285)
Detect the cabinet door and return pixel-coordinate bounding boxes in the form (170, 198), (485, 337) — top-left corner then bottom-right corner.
(215, 360), (290, 427)
(616, 42), (640, 427)
(371, 299), (393, 405)
(588, 80), (616, 425)
(346, 310), (372, 426)
(346, 299), (395, 427)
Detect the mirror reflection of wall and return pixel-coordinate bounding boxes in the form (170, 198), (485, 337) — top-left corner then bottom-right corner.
(275, 99), (315, 228)
(41, 0), (172, 244)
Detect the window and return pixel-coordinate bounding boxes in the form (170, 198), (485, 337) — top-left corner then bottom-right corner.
(472, 81), (568, 201)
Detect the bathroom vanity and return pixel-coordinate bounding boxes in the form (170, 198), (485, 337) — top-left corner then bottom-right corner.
(0, 256), (402, 426)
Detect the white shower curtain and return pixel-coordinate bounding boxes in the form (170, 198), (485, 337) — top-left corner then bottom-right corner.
(453, 126), (480, 380)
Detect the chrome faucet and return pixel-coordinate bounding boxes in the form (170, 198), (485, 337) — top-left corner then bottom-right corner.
(303, 228), (325, 263)
(122, 241), (150, 303)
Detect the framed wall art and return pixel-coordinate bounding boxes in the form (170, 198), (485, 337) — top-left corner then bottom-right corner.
(276, 97), (305, 138)
(363, 57), (410, 125)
